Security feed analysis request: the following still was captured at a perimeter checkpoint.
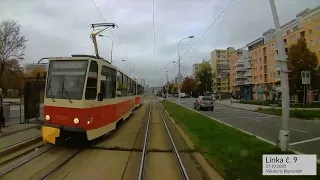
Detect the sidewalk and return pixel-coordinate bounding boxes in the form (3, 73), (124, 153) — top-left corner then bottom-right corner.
(216, 100), (272, 111)
(216, 100), (320, 111)
(0, 122), (41, 139)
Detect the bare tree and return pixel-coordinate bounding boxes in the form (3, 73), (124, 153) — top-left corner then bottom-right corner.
(0, 20), (27, 78)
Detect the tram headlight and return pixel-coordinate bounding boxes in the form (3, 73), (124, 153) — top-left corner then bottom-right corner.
(45, 115), (50, 121)
(73, 118), (79, 124)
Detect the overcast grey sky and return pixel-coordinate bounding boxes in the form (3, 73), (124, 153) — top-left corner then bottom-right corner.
(1, 0), (319, 87)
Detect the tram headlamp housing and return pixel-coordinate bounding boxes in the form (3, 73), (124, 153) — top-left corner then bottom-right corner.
(45, 115), (50, 121)
(73, 118), (79, 124)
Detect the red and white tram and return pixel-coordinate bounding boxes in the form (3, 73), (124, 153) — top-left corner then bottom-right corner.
(42, 55), (144, 144)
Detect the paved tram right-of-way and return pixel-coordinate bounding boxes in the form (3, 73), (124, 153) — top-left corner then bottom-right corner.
(0, 97), (217, 180)
(168, 97), (320, 158)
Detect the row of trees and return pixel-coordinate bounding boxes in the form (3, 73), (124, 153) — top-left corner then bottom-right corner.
(165, 62), (215, 97)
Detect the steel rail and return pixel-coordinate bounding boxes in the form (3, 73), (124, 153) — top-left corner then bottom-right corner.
(156, 101), (190, 180)
(137, 97), (152, 180)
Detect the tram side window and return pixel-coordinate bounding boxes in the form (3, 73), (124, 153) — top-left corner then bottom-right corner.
(122, 75), (128, 96)
(128, 79), (132, 96)
(101, 66), (116, 99)
(116, 71), (122, 97)
(85, 61), (98, 100)
(133, 82), (136, 95)
(129, 79), (134, 95)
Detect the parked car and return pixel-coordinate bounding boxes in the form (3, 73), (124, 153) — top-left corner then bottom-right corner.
(193, 96), (214, 111)
(179, 92), (187, 98)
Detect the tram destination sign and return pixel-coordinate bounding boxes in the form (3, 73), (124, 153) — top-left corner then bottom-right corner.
(51, 61), (88, 70)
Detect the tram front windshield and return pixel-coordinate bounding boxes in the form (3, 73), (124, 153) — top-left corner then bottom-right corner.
(46, 60), (88, 100)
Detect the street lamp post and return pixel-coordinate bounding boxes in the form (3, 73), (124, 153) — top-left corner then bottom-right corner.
(166, 61), (175, 98)
(178, 36), (194, 105)
(98, 34), (114, 63)
(269, 0), (290, 152)
(122, 59), (132, 76)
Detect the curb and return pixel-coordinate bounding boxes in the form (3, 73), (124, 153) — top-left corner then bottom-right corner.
(168, 100), (320, 164)
(0, 124), (42, 138)
(0, 136), (42, 162)
(217, 102), (320, 123)
(160, 100), (224, 180)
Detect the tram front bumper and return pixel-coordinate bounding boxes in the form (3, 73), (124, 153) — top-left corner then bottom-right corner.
(42, 126), (60, 145)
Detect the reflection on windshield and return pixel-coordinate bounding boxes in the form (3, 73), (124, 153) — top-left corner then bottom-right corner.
(46, 60), (88, 100)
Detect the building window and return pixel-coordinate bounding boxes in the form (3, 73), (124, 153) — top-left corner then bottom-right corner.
(260, 75), (262, 80)
(311, 40), (315, 46)
(309, 29), (312, 34)
(260, 66), (262, 70)
(300, 31), (305, 39)
(318, 37), (320, 45)
(317, 25), (320, 31)
(293, 26), (298, 31)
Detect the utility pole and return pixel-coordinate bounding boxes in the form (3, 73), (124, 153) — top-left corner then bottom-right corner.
(269, 0), (290, 151)
(177, 36), (194, 104)
(166, 71), (169, 97)
(178, 46), (182, 104)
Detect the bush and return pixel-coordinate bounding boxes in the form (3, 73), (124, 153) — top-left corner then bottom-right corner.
(291, 102), (320, 108)
(255, 108), (320, 120)
(240, 100), (272, 106)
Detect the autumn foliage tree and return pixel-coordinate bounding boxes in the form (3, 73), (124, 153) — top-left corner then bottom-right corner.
(287, 38), (320, 97)
(168, 83), (178, 94)
(0, 20), (27, 80)
(0, 59), (24, 94)
(195, 62), (213, 94)
(181, 76), (197, 94)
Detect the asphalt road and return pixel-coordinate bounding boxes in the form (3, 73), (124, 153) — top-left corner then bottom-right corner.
(168, 97), (320, 158)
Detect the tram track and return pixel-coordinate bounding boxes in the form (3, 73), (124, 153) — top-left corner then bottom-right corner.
(137, 98), (192, 180)
(0, 97), (207, 179)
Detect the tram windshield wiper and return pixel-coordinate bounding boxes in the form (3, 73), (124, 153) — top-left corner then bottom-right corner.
(47, 77), (56, 102)
(61, 78), (73, 103)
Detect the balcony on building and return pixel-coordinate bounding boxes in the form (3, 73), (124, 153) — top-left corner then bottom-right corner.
(244, 70), (252, 77)
(235, 72), (246, 79)
(235, 79), (245, 86)
(275, 75), (281, 81)
(244, 61), (252, 69)
(234, 62), (246, 72)
(245, 78), (252, 85)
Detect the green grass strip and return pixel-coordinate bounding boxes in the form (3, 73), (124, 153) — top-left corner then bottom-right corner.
(255, 108), (320, 120)
(162, 101), (320, 180)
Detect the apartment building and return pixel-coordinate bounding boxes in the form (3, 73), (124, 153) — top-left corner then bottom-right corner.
(229, 49), (251, 99)
(210, 47), (235, 98)
(246, 6), (320, 101)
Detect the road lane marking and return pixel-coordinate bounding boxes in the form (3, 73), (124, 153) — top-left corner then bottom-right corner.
(289, 137), (320, 146)
(168, 100), (277, 146)
(167, 99), (320, 163)
(275, 125), (309, 133)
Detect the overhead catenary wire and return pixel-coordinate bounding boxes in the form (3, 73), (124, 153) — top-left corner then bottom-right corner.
(152, 0), (156, 78)
(181, 0), (235, 60)
(91, 0), (131, 62)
